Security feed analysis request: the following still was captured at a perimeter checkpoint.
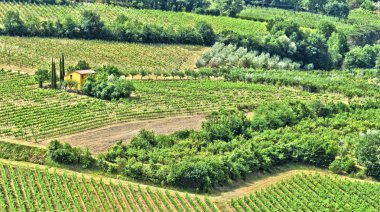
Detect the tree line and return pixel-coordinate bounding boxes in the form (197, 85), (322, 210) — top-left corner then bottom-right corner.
(1, 10), (216, 46)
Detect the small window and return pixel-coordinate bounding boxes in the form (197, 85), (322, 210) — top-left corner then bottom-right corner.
(70, 75), (73, 80)
(81, 75), (84, 79)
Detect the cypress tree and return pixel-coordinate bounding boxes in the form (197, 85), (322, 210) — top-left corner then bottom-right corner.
(51, 59), (57, 89)
(60, 54), (65, 82)
(51, 59), (54, 88)
(59, 57), (62, 82)
(62, 54), (65, 77)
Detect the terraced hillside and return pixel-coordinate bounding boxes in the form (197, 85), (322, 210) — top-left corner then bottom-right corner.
(0, 161), (218, 211)
(0, 70), (344, 142)
(0, 36), (206, 72)
(232, 173), (380, 211)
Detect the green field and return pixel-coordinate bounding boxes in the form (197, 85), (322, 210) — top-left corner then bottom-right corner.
(0, 2), (267, 37)
(232, 173), (380, 211)
(238, 7), (353, 31)
(238, 7), (380, 35)
(0, 161), (217, 211)
(0, 70), (344, 141)
(0, 36), (205, 71)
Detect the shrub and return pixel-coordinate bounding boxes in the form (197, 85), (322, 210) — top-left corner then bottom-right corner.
(251, 101), (314, 131)
(82, 66), (135, 100)
(356, 130), (380, 179)
(202, 110), (250, 142)
(343, 45), (380, 69)
(48, 140), (96, 168)
(329, 156), (357, 174)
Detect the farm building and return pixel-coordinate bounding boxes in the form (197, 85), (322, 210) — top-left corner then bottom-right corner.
(64, 70), (96, 89)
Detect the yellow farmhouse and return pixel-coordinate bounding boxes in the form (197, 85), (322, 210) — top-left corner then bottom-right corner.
(64, 70), (96, 89)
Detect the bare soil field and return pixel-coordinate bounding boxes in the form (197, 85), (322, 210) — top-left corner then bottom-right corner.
(43, 115), (205, 154)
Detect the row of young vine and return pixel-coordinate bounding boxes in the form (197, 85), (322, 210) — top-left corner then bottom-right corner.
(232, 173), (380, 211)
(0, 162), (218, 211)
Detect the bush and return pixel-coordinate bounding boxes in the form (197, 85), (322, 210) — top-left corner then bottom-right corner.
(82, 66), (135, 100)
(251, 101), (314, 131)
(202, 110), (251, 142)
(48, 140), (96, 168)
(329, 156), (357, 174)
(356, 130), (380, 179)
(167, 159), (211, 192)
(344, 45), (380, 69)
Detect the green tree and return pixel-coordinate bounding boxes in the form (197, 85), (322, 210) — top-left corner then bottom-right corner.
(34, 69), (49, 88)
(51, 60), (58, 89)
(63, 17), (78, 38)
(76, 60), (91, 70)
(202, 110), (250, 142)
(196, 21), (216, 46)
(343, 45), (379, 69)
(80, 10), (104, 39)
(324, 1), (350, 19)
(317, 21), (337, 39)
(64, 79), (78, 90)
(361, 0), (375, 10)
(327, 32), (348, 68)
(357, 131), (380, 179)
(307, 0), (327, 13)
(25, 16), (41, 36)
(2, 11), (26, 36)
(60, 54), (65, 82)
(303, 33), (333, 70)
(216, 0), (244, 17)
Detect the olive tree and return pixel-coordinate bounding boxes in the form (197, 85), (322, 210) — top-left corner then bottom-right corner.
(34, 69), (49, 88)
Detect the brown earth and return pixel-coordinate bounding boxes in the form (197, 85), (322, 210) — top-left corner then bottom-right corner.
(42, 115), (206, 154)
(0, 64), (35, 73)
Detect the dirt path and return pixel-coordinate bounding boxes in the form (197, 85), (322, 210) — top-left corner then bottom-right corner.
(43, 115), (205, 154)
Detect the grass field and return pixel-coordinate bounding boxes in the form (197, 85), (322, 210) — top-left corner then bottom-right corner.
(232, 173), (380, 211)
(0, 2), (267, 37)
(0, 161), (218, 211)
(0, 70), (344, 142)
(0, 36), (206, 72)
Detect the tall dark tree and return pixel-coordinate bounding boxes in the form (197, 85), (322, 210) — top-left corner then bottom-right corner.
(51, 59), (57, 89)
(59, 54), (65, 82)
